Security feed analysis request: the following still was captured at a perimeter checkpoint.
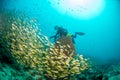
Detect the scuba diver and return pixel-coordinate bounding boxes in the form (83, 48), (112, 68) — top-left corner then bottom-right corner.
(50, 26), (85, 44)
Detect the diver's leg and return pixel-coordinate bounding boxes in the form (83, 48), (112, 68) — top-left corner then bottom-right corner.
(54, 36), (57, 42)
(71, 33), (77, 38)
(71, 32), (85, 43)
(71, 32), (84, 39)
(72, 37), (75, 44)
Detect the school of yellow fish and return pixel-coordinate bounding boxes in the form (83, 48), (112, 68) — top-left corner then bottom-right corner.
(1, 11), (88, 79)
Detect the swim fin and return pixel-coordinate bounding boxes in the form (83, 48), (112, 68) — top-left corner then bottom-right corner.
(75, 32), (85, 35)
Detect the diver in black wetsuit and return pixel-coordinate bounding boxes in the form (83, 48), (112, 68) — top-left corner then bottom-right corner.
(50, 26), (85, 44)
(50, 26), (68, 42)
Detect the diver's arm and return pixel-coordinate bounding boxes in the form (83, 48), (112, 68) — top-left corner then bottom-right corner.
(50, 30), (59, 38)
(50, 35), (56, 39)
(55, 30), (59, 37)
(50, 31), (59, 42)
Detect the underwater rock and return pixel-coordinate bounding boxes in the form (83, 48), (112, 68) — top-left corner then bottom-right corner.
(109, 74), (120, 80)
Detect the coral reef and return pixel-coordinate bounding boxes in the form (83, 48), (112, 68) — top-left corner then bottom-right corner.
(0, 10), (88, 79)
(0, 63), (30, 80)
(0, 62), (47, 80)
(55, 36), (76, 56)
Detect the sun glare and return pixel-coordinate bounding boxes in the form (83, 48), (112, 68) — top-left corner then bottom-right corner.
(49, 0), (105, 19)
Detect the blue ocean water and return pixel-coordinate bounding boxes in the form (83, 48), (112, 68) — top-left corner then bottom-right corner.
(1, 0), (120, 64)
(1, 0), (120, 80)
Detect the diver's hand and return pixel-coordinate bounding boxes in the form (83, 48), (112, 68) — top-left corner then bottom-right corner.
(50, 35), (55, 39)
(50, 36), (53, 39)
(50, 36), (52, 39)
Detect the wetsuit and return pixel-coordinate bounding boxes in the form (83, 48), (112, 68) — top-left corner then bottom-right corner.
(50, 27), (68, 42)
(50, 27), (84, 43)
